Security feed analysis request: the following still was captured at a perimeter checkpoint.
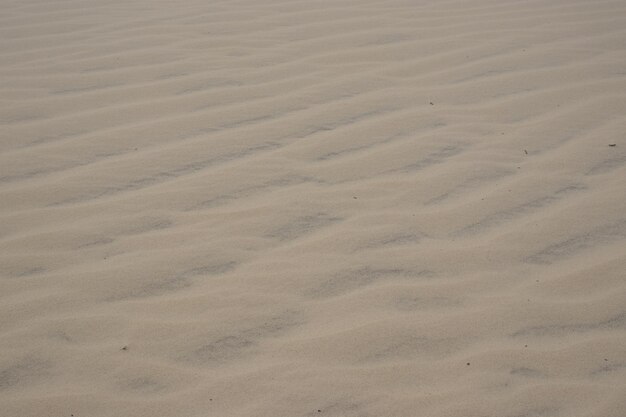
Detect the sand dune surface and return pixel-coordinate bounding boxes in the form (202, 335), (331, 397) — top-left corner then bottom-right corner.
(1, 0), (625, 416)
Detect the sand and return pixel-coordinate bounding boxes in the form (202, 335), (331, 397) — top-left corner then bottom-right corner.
(1, 0), (625, 416)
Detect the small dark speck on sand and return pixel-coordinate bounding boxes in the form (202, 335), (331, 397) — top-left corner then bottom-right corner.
(524, 149), (528, 154)
(466, 362), (470, 366)
(121, 346), (128, 351)
(353, 196), (357, 199)
(318, 410), (321, 413)
(429, 102), (434, 105)
(609, 144), (616, 147)
(604, 358), (608, 361)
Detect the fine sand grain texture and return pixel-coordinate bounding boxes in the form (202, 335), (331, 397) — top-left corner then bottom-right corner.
(1, 0), (626, 416)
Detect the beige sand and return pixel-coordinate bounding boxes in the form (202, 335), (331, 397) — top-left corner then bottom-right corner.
(1, 0), (625, 416)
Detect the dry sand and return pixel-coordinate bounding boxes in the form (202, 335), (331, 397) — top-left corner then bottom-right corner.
(1, 0), (626, 416)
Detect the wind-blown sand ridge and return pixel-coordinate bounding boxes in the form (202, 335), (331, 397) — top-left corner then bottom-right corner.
(1, 0), (625, 416)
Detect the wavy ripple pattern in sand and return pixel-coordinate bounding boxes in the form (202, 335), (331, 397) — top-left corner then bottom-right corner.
(1, 0), (626, 416)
